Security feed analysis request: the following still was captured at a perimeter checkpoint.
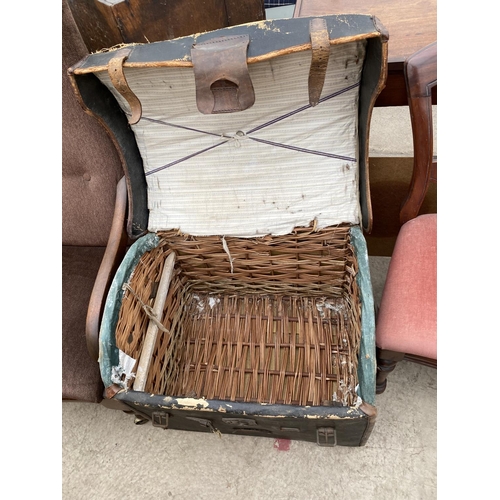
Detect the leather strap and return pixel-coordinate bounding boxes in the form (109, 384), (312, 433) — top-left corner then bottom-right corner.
(191, 35), (255, 114)
(108, 48), (142, 125)
(308, 18), (330, 107)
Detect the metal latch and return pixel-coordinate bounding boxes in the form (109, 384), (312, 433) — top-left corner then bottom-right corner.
(185, 416), (221, 436)
(316, 427), (337, 447)
(151, 411), (169, 429)
(221, 418), (257, 427)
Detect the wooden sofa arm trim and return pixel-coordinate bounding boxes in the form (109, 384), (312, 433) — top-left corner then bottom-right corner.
(86, 176), (129, 361)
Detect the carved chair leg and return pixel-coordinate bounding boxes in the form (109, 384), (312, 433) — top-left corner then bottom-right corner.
(376, 348), (405, 394)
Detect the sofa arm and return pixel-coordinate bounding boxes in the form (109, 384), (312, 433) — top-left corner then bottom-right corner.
(86, 176), (129, 361)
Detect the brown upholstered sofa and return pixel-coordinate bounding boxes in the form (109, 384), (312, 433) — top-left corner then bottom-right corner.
(62, 0), (126, 403)
(62, 0), (268, 405)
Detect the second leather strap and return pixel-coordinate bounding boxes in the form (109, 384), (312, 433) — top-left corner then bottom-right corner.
(308, 18), (331, 107)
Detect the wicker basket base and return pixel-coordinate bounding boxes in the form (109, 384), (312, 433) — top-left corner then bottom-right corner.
(166, 291), (355, 406)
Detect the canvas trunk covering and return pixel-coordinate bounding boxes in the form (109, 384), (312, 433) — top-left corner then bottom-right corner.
(95, 41), (366, 237)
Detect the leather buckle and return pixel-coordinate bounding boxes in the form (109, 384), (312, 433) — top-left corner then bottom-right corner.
(191, 35), (255, 114)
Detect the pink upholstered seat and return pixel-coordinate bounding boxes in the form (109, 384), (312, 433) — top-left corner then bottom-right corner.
(376, 214), (436, 359)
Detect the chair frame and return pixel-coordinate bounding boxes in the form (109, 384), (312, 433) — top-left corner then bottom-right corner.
(375, 42), (437, 394)
(400, 41), (437, 226)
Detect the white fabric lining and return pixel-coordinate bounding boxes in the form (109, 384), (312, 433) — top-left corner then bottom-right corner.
(97, 41), (366, 237)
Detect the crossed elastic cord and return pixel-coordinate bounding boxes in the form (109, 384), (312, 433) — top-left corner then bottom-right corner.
(134, 82), (360, 177)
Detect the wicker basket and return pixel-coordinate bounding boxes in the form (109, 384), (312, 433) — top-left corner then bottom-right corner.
(115, 224), (362, 407)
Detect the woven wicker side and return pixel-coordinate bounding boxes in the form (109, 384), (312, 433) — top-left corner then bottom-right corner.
(115, 225), (361, 406)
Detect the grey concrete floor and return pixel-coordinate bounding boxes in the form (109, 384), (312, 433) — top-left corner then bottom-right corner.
(62, 255), (436, 500)
(62, 107), (438, 499)
(62, 361), (436, 500)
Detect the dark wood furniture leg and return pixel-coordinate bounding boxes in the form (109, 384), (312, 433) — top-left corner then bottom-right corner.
(376, 348), (405, 394)
(376, 348), (437, 394)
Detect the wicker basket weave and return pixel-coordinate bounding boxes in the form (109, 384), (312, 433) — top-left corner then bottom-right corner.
(115, 224), (362, 407)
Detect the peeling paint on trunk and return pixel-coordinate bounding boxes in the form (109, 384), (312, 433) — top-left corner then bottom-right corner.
(175, 397), (210, 408)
